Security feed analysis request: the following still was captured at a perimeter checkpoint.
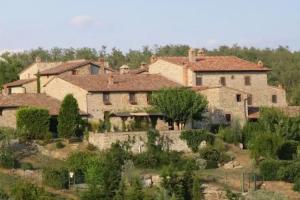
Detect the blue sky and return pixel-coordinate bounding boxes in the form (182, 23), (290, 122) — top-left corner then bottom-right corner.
(0, 0), (300, 52)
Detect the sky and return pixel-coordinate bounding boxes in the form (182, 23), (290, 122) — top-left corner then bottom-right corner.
(0, 0), (300, 53)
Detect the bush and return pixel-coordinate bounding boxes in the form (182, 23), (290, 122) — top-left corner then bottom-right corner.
(55, 141), (65, 149)
(293, 178), (300, 192)
(0, 150), (17, 169)
(58, 94), (81, 138)
(16, 107), (50, 140)
(199, 146), (220, 162)
(277, 140), (298, 160)
(218, 124), (242, 145)
(277, 162), (300, 182)
(180, 129), (215, 152)
(242, 122), (263, 147)
(259, 159), (291, 180)
(20, 162), (33, 170)
(0, 189), (9, 200)
(42, 167), (69, 189)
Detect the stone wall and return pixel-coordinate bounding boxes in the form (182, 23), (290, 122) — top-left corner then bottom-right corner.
(88, 131), (190, 153)
(0, 108), (17, 128)
(87, 92), (150, 120)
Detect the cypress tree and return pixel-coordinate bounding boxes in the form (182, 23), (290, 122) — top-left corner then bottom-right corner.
(57, 94), (80, 138)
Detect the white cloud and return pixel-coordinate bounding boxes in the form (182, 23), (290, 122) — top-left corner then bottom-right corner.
(70, 15), (94, 27)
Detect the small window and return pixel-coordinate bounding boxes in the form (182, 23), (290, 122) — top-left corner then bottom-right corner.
(129, 93), (137, 104)
(147, 92), (152, 104)
(248, 95), (253, 105)
(196, 74), (202, 86)
(72, 70), (78, 75)
(236, 94), (241, 102)
(245, 76), (251, 86)
(0, 108), (3, 116)
(220, 77), (226, 86)
(103, 92), (111, 105)
(225, 114), (231, 122)
(272, 95), (277, 103)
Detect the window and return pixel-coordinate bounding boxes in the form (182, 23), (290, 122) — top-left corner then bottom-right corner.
(247, 95), (253, 105)
(147, 92), (152, 104)
(272, 95), (277, 103)
(196, 74), (202, 86)
(220, 77), (226, 86)
(0, 108), (3, 116)
(236, 94), (241, 102)
(91, 65), (99, 75)
(103, 92), (111, 105)
(129, 93), (137, 104)
(225, 114), (231, 122)
(72, 70), (78, 75)
(245, 76), (251, 86)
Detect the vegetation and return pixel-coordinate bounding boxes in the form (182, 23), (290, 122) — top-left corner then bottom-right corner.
(57, 94), (81, 138)
(42, 167), (69, 189)
(151, 88), (207, 129)
(180, 129), (215, 152)
(16, 107), (50, 140)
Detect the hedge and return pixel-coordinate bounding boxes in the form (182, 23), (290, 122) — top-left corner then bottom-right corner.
(16, 107), (50, 140)
(42, 167), (69, 189)
(180, 129), (215, 152)
(259, 159), (292, 180)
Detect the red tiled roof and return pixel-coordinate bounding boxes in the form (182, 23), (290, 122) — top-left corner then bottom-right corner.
(247, 106), (300, 119)
(159, 56), (270, 72)
(39, 60), (92, 75)
(57, 74), (181, 92)
(0, 93), (87, 116)
(3, 78), (36, 87)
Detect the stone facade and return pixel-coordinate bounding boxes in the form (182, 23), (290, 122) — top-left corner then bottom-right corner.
(9, 81), (37, 94)
(88, 131), (190, 153)
(19, 62), (62, 80)
(0, 108), (17, 128)
(43, 77), (88, 112)
(87, 92), (150, 120)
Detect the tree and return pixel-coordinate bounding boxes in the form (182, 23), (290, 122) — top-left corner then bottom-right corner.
(151, 88), (208, 129)
(57, 94), (80, 138)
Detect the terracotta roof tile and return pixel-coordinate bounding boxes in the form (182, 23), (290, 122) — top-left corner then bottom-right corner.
(3, 78), (36, 87)
(57, 74), (181, 92)
(159, 56), (270, 72)
(0, 93), (87, 116)
(39, 60), (92, 75)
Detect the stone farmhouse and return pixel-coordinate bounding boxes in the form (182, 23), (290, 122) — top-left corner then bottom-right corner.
(0, 48), (295, 130)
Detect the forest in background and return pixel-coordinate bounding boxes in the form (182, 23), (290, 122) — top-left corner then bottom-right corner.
(1, 44), (300, 105)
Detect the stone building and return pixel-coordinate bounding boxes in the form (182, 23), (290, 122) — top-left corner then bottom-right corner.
(42, 73), (180, 130)
(148, 48), (288, 125)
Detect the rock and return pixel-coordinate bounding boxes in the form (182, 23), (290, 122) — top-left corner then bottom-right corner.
(199, 140), (207, 149)
(224, 160), (243, 169)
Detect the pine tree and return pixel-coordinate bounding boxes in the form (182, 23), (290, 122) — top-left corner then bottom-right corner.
(57, 94), (80, 138)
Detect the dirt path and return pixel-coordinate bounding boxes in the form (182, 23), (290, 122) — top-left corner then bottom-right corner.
(0, 168), (78, 200)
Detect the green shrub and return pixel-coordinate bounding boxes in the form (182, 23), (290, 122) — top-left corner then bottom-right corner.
(55, 141), (65, 149)
(199, 146), (220, 162)
(16, 107), (50, 140)
(20, 162), (33, 170)
(259, 159), (291, 180)
(277, 140), (298, 160)
(277, 162), (300, 182)
(0, 189), (9, 200)
(58, 94), (81, 138)
(180, 129), (215, 152)
(242, 122), (263, 147)
(0, 150), (17, 169)
(42, 167), (69, 189)
(218, 124), (242, 144)
(293, 178), (300, 192)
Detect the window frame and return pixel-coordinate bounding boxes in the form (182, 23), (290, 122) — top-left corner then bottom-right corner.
(129, 92), (137, 105)
(103, 92), (111, 105)
(195, 73), (203, 86)
(247, 94), (253, 105)
(220, 77), (226, 86)
(225, 114), (231, 123)
(245, 76), (251, 86)
(236, 94), (242, 102)
(272, 95), (277, 103)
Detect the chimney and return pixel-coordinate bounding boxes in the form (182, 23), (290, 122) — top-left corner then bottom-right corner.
(108, 74), (113, 85)
(35, 56), (42, 63)
(197, 48), (205, 58)
(258, 60), (264, 67)
(150, 55), (158, 63)
(120, 65), (130, 74)
(188, 48), (196, 62)
(98, 57), (105, 66)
